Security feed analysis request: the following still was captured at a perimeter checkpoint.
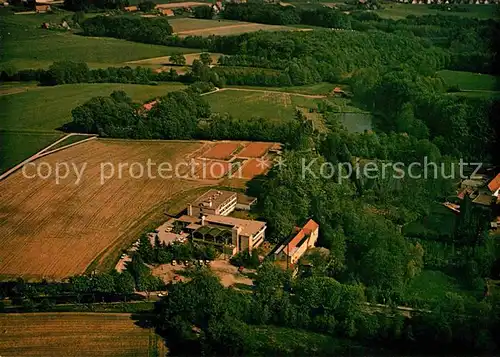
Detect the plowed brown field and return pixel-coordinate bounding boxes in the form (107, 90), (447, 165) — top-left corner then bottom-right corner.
(0, 313), (154, 357)
(0, 139), (205, 279)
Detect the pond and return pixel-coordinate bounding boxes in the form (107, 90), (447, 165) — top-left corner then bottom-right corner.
(336, 112), (373, 133)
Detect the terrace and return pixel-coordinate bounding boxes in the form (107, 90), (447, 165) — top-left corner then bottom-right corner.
(192, 224), (234, 246)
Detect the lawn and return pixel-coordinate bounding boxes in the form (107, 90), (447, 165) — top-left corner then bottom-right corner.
(438, 70), (499, 91)
(0, 131), (63, 174)
(0, 12), (199, 70)
(375, 2), (499, 19)
(0, 82), (185, 174)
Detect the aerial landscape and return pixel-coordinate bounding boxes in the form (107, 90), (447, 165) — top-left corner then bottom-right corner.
(0, 0), (499, 355)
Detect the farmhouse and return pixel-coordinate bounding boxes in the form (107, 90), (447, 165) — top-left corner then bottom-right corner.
(161, 9), (175, 16)
(187, 189), (237, 217)
(212, 1), (223, 12)
(488, 173), (500, 202)
(273, 219), (319, 266)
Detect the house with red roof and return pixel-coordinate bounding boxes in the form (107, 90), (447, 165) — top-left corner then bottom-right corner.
(273, 219), (319, 267)
(488, 173), (500, 201)
(142, 100), (158, 111)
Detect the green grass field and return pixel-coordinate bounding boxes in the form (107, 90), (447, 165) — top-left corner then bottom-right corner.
(207, 89), (372, 132)
(0, 82), (186, 173)
(438, 70), (499, 91)
(227, 82), (339, 96)
(0, 131), (63, 174)
(375, 2), (499, 19)
(0, 12), (199, 70)
(207, 90), (323, 121)
(0, 82), (186, 132)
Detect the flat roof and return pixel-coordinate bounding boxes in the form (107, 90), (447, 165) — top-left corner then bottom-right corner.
(190, 190), (236, 210)
(178, 215), (200, 223)
(204, 214), (265, 237)
(237, 193), (257, 205)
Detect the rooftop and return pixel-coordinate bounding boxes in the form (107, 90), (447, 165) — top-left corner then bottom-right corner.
(488, 173), (500, 193)
(237, 193), (257, 205)
(275, 219), (319, 257)
(191, 190), (236, 210)
(204, 214), (266, 237)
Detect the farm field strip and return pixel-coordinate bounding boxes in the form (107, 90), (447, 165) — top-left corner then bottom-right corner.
(127, 52), (223, 66)
(168, 18), (310, 37)
(0, 313), (154, 357)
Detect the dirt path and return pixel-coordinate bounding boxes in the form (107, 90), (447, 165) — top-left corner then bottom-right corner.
(201, 87), (327, 99)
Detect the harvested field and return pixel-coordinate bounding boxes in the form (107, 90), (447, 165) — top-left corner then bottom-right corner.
(202, 142), (240, 160)
(128, 52), (222, 66)
(169, 18), (308, 37)
(0, 139), (207, 279)
(241, 158), (271, 179)
(0, 313), (156, 357)
(155, 2), (206, 9)
(237, 142), (273, 158)
(169, 18), (246, 32)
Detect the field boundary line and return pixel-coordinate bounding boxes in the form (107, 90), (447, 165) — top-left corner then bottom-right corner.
(0, 133), (97, 181)
(37, 136), (97, 159)
(2, 312), (136, 317)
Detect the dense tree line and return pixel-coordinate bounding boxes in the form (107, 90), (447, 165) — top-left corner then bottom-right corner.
(67, 85), (314, 147)
(155, 265), (500, 355)
(349, 68), (498, 162)
(221, 4), (498, 74)
(68, 87), (209, 139)
(64, 0), (129, 11)
(349, 12), (499, 74)
(0, 60), (298, 88)
(223, 3), (351, 28)
(81, 16), (173, 44)
(0, 270), (137, 311)
(211, 30), (449, 82)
